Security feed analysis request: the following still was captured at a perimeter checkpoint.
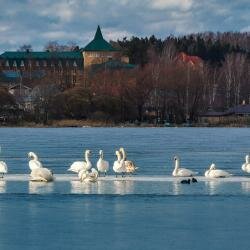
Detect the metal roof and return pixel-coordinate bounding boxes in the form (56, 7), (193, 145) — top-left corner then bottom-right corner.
(83, 26), (117, 52)
(201, 104), (250, 117)
(0, 51), (82, 59)
(225, 104), (250, 115)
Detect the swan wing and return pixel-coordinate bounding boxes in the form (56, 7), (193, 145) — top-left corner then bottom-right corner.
(78, 169), (88, 181)
(204, 170), (210, 177)
(113, 161), (120, 172)
(30, 168), (53, 182)
(178, 168), (198, 177)
(68, 161), (87, 173)
(89, 168), (99, 178)
(30, 176), (48, 182)
(211, 169), (232, 178)
(113, 160), (125, 173)
(245, 164), (250, 173)
(119, 161), (126, 172)
(0, 161), (8, 173)
(242, 163), (250, 173)
(85, 170), (98, 183)
(242, 163), (246, 171)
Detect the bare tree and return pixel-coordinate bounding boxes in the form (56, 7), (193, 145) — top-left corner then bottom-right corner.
(44, 41), (79, 52)
(18, 44), (33, 52)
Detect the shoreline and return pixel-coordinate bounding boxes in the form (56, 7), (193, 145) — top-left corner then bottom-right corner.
(1, 119), (250, 128)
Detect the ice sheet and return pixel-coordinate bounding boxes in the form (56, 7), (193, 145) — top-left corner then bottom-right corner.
(3, 174), (250, 182)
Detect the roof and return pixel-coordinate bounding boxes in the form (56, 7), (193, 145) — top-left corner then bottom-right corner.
(1, 70), (21, 78)
(83, 26), (117, 52)
(177, 52), (203, 66)
(0, 70), (46, 80)
(200, 104), (250, 117)
(0, 51), (82, 60)
(225, 104), (250, 115)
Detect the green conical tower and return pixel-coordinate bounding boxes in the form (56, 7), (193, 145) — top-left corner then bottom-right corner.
(94, 25), (104, 40)
(83, 25), (117, 51)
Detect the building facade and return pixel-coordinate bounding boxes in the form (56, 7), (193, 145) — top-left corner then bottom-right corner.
(0, 26), (129, 89)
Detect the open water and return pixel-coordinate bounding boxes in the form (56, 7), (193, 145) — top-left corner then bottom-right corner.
(0, 127), (250, 250)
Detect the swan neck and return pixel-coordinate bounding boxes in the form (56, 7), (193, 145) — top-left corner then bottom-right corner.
(100, 152), (104, 160)
(121, 149), (126, 160)
(32, 153), (38, 160)
(246, 156), (249, 164)
(175, 159), (179, 169)
(117, 153), (121, 162)
(85, 154), (90, 162)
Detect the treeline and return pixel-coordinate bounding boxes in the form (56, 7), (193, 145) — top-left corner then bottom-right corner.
(117, 31), (249, 66)
(2, 31), (249, 125)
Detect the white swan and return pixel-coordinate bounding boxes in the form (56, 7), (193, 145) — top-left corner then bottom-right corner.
(78, 168), (98, 182)
(0, 147), (8, 178)
(68, 149), (92, 173)
(242, 155), (250, 173)
(172, 156), (198, 177)
(30, 168), (54, 182)
(113, 150), (126, 177)
(119, 147), (138, 174)
(28, 152), (43, 171)
(97, 150), (109, 176)
(205, 163), (232, 178)
(0, 161), (8, 178)
(28, 152), (53, 182)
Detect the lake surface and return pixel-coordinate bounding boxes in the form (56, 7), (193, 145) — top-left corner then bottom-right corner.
(0, 128), (250, 250)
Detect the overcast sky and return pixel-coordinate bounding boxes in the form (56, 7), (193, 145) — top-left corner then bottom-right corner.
(0, 0), (249, 52)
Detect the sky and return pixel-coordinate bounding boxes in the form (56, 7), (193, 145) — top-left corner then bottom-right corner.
(0, 0), (249, 52)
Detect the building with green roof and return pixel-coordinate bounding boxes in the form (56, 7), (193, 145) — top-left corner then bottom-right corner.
(0, 26), (131, 88)
(83, 26), (117, 52)
(82, 25), (129, 69)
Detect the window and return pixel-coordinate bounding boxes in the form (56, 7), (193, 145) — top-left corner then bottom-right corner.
(73, 61), (77, 67)
(5, 60), (9, 67)
(36, 61), (39, 67)
(20, 60), (25, 67)
(13, 61), (17, 67)
(43, 60), (47, 67)
(58, 61), (62, 67)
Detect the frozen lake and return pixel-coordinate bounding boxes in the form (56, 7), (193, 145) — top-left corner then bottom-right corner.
(0, 127), (250, 250)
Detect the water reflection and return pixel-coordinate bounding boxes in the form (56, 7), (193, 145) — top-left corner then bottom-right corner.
(29, 181), (54, 194)
(70, 180), (98, 194)
(241, 181), (250, 193)
(70, 179), (136, 195)
(0, 180), (6, 193)
(113, 180), (134, 195)
(172, 181), (182, 195)
(205, 180), (221, 195)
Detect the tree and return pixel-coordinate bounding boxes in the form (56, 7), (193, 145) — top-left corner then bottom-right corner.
(0, 87), (16, 107)
(32, 84), (60, 124)
(18, 44), (33, 52)
(44, 41), (79, 52)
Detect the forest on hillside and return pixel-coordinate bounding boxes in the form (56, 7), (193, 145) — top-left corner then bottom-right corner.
(1, 31), (249, 125)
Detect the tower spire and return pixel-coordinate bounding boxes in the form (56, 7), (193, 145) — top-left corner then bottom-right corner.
(94, 25), (103, 40)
